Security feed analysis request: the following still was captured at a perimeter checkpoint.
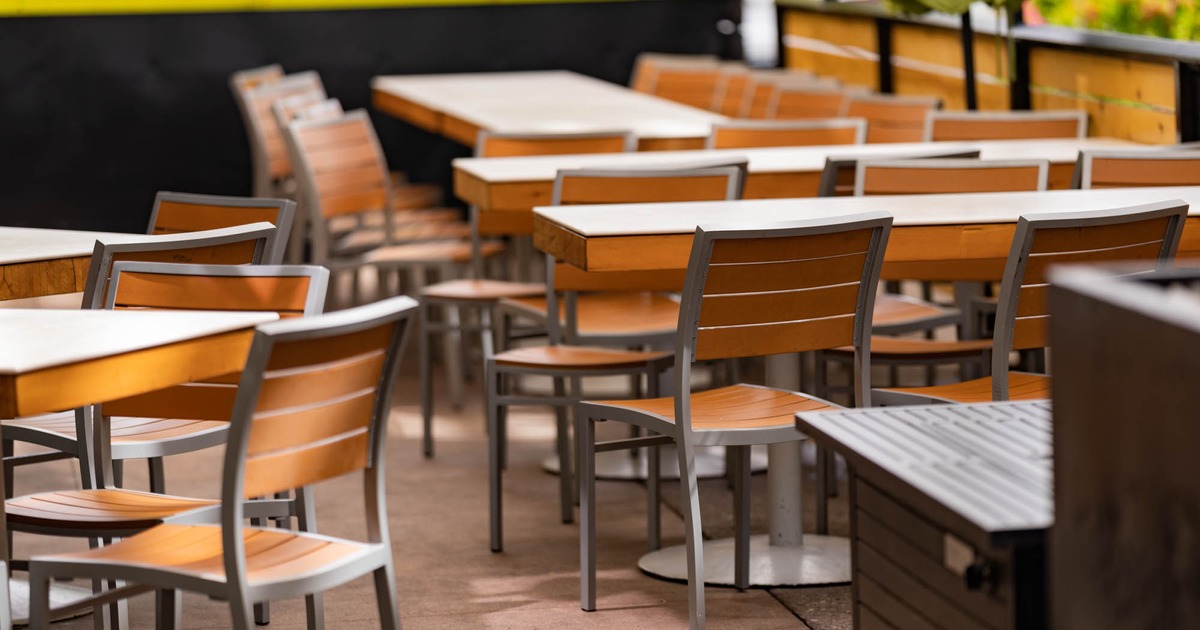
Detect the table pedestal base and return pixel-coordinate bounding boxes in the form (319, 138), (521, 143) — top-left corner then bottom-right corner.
(638, 534), (851, 587)
(11, 577), (93, 625)
(542, 446), (768, 481)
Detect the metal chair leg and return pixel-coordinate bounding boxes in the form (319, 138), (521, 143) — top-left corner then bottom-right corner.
(732, 445), (751, 591)
(579, 415), (597, 612)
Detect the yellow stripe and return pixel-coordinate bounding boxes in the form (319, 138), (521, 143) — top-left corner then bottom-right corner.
(1, 0), (630, 18)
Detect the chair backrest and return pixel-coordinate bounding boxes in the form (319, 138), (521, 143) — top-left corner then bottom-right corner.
(82, 223), (278, 310)
(284, 109), (392, 264)
(738, 71), (828, 118)
(475, 130), (637, 158)
(1077, 150), (1200, 189)
(767, 84), (852, 120)
(854, 158), (1049, 196)
(816, 149), (982, 197)
(146, 192), (296, 264)
(924, 110), (1088, 142)
(644, 65), (727, 111)
(675, 212), (892, 412)
(630, 52), (720, 93)
(844, 94), (941, 143)
(546, 161), (748, 343)
(237, 71), (326, 197)
(706, 118), (866, 149)
(991, 199), (1187, 399)
(271, 93), (342, 138)
(220, 295), (417, 578)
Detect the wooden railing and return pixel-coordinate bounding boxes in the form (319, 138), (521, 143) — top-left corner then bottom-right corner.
(776, 0), (1200, 144)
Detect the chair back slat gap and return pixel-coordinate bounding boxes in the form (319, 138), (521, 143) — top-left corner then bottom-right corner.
(1029, 217), (1172, 253)
(1022, 241), (1166, 281)
(698, 282), (861, 327)
(243, 430), (369, 499)
(247, 388), (376, 456)
(695, 315), (856, 361)
(702, 252), (868, 294)
(257, 351), (387, 412)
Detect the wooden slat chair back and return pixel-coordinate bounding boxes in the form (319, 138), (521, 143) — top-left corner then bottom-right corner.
(146, 192), (295, 264)
(238, 72), (326, 197)
(767, 84), (852, 120)
(285, 109), (392, 265)
(816, 150), (981, 197)
(854, 158), (1050, 196)
(924, 109), (1088, 141)
(992, 200), (1186, 399)
(27, 296), (417, 630)
(682, 213), (892, 370)
(706, 118), (866, 149)
(82, 223), (278, 311)
(630, 52), (719, 93)
(645, 66), (727, 111)
(740, 73), (834, 118)
(844, 94), (941, 143)
(1077, 150), (1200, 189)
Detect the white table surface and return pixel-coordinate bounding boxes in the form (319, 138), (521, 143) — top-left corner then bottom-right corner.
(535, 186), (1200, 236)
(454, 137), (1141, 182)
(0, 309), (278, 375)
(0, 227), (141, 266)
(372, 70), (727, 139)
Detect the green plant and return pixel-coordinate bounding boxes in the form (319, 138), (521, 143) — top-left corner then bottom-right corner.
(1031, 0), (1200, 41)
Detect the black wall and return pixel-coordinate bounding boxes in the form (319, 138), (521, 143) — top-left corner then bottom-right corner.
(0, 0), (725, 232)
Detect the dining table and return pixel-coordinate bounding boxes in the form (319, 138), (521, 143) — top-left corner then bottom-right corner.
(371, 70), (727, 152)
(0, 308), (278, 626)
(0, 226), (148, 302)
(533, 185), (1197, 587)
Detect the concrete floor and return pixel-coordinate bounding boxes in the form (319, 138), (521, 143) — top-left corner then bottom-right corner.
(11, 351), (859, 629)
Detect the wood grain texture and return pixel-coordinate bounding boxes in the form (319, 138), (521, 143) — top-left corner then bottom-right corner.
(0, 256), (90, 301)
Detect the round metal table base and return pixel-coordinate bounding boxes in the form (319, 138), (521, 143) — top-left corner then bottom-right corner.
(541, 446), (769, 481)
(10, 577), (93, 625)
(638, 534), (851, 587)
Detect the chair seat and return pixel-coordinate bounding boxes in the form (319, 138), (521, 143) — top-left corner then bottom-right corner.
(877, 371), (1050, 404)
(4, 414), (225, 451)
(500, 292), (679, 336)
(8, 489), (217, 531)
(421, 279), (544, 302)
(363, 240), (505, 265)
(328, 207), (460, 235)
(495, 345), (671, 370)
(390, 181), (444, 210)
(36, 524), (377, 588)
(593, 384), (836, 431)
(872, 293), (959, 333)
(827, 336), (993, 360)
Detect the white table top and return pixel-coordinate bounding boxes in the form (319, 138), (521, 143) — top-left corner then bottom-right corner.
(455, 137), (1140, 183)
(534, 186), (1200, 236)
(372, 70), (727, 139)
(0, 226), (145, 266)
(0, 309), (278, 374)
